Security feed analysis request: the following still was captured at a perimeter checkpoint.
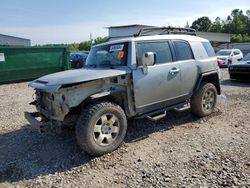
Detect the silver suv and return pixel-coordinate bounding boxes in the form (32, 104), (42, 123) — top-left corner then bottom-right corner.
(25, 27), (221, 156)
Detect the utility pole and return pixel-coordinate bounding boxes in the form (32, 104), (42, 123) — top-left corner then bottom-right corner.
(90, 33), (93, 44)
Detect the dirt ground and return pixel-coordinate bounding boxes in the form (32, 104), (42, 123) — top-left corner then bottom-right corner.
(0, 69), (249, 187)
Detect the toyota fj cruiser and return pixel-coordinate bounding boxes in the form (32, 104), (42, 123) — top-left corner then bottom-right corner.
(25, 27), (221, 156)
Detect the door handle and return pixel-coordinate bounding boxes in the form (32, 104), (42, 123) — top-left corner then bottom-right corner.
(170, 68), (180, 74)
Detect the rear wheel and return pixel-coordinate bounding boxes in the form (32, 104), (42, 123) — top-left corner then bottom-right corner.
(76, 101), (127, 156)
(191, 82), (217, 117)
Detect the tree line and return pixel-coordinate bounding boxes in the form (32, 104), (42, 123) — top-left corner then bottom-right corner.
(40, 36), (109, 52)
(190, 9), (250, 42)
(67, 36), (109, 51)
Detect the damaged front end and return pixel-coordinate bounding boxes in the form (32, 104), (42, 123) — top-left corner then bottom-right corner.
(24, 88), (71, 133)
(24, 69), (134, 133)
(25, 80), (101, 132)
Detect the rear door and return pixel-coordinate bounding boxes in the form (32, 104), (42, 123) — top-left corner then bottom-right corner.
(132, 41), (183, 113)
(172, 40), (197, 96)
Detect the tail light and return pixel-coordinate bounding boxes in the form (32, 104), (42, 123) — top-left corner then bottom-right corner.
(217, 58), (223, 66)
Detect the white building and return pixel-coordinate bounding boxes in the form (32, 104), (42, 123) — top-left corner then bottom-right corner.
(107, 24), (231, 43)
(0, 34), (31, 46)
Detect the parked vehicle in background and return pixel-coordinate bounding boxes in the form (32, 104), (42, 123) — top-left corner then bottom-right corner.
(216, 49), (243, 67)
(217, 58), (223, 67)
(70, 51), (89, 69)
(229, 53), (250, 81)
(25, 27), (221, 156)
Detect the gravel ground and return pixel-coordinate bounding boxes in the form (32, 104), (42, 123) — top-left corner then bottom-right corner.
(0, 69), (249, 187)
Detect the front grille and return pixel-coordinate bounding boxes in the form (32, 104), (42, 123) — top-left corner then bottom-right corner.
(230, 73), (250, 80)
(36, 91), (53, 112)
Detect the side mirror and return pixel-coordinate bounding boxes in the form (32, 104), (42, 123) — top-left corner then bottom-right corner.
(142, 52), (155, 66)
(139, 52), (156, 75)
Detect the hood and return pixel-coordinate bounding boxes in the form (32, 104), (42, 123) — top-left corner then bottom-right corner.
(30, 67), (131, 92)
(241, 60), (250, 64)
(231, 59), (250, 65)
(230, 61), (250, 67)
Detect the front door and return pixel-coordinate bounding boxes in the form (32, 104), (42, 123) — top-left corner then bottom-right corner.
(132, 41), (183, 114)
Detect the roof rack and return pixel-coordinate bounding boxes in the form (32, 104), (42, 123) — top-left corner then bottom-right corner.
(135, 27), (196, 37)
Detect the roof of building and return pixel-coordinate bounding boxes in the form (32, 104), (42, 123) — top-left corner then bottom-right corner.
(107, 24), (231, 43)
(107, 24), (155, 29)
(0, 33), (30, 41)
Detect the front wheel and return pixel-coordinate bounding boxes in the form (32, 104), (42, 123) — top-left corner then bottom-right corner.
(191, 82), (217, 117)
(76, 101), (127, 156)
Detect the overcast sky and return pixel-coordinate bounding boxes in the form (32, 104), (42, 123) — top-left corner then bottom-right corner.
(1, 0), (249, 45)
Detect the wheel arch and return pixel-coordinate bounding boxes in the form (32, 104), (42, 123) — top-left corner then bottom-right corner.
(79, 91), (130, 117)
(194, 72), (221, 95)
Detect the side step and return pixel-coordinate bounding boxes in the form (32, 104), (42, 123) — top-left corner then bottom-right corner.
(146, 111), (166, 121)
(174, 103), (190, 112)
(136, 101), (189, 121)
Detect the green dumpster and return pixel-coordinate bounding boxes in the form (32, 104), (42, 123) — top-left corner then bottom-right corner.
(0, 46), (70, 84)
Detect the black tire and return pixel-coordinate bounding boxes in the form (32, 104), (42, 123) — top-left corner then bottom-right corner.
(191, 82), (217, 117)
(76, 101), (127, 156)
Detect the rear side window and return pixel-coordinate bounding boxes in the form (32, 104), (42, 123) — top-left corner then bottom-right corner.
(136, 41), (173, 64)
(173, 40), (194, 61)
(233, 50), (240, 55)
(202, 42), (215, 57)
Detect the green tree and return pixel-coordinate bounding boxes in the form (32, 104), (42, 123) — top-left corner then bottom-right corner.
(188, 9), (250, 42)
(79, 41), (92, 51)
(68, 43), (79, 51)
(78, 36), (108, 51)
(231, 34), (244, 42)
(246, 10), (250, 35)
(191, 16), (212, 31)
(223, 9), (249, 34)
(209, 17), (222, 32)
(93, 37), (109, 45)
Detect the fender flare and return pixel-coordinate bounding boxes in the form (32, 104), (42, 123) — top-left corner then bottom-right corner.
(194, 71), (221, 95)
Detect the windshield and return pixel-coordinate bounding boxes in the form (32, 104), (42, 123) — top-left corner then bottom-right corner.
(242, 53), (250, 61)
(216, 50), (232, 56)
(86, 42), (128, 66)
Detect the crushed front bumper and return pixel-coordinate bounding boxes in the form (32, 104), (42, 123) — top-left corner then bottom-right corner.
(24, 111), (61, 133)
(24, 112), (43, 132)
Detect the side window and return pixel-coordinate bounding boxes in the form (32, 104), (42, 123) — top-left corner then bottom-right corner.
(202, 42), (215, 57)
(136, 41), (173, 64)
(173, 40), (194, 61)
(233, 50), (240, 55)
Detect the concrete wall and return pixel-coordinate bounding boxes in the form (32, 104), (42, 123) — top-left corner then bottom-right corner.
(196, 32), (230, 43)
(0, 34), (31, 46)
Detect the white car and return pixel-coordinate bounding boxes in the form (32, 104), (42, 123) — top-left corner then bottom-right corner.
(216, 49), (243, 67)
